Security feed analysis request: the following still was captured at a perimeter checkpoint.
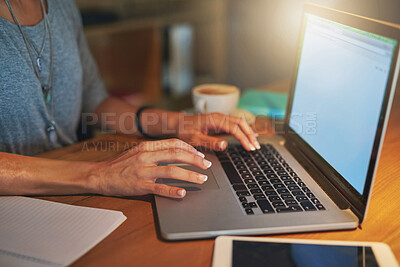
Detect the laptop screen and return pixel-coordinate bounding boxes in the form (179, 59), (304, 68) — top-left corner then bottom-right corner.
(288, 14), (397, 194)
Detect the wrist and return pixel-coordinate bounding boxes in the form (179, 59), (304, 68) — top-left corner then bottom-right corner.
(85, 162), (104, 194)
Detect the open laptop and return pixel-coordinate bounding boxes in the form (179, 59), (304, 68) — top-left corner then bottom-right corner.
(155, 3), (400, 240)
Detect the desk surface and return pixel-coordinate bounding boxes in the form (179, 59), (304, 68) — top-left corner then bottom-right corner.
(36, 84), (400, 266)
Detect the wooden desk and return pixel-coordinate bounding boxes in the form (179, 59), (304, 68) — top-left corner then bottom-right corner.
(36, 89), (400, 266)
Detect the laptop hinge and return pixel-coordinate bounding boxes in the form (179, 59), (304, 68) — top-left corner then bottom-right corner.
(284, 141), (351, 210)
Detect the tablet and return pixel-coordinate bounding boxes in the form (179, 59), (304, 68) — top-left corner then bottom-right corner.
(212, 236), (398, 267)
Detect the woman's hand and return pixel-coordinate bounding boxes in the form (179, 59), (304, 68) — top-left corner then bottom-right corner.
(94, 100), (259, 152)
(89, 139), (211, 198)
(176, 113), (260, 151)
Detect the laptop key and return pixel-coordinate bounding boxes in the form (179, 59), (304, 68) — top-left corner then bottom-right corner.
(267, 174), (278, 179)
(288, 185), (300, 191)
(270, 178), (281, 184)
(244, 179), (256, 184)
(249, 202), (257, 208)
(316, 204), (325, 210)
(276, 205), (302, 213)
(239, 197), (247, 202)
(242, 202), (249, 208)
(284, 180), (296, 185)
(281, 175), (291, 181)
(254, 194), (267, 200)
(268, 196), (281, 202)
(233, 184), (247, 191)
(244, 159), (254, 164)
(241, 173), (252, 179)
(247, 184), (260, 189)
(245, 208), (254, 215)
(302, 187), (311, 192)
(221, 162), (243, 185)
(265, 190), (278, 196)
(277, 188), (289, 194)
(285, 199), (298, 205)
(257, 200), (275, 213)
(255, 175), (267, 181)
(277, 171), (288, 176)
(300, 201), (317, 211)
(281, 193), (294, 199)
(261, 185), (274, 191)
(292, 190), (305, 196)
(272, 201), (285, 208)
(252, 171), (263, 176)
(237, 190), (250, 197)
(273, 183), (285, 189)
(258, 180), (270, 186)
(296, 196), (308, 202)
(298, 182), (306, 187)
(294, 177), (303, 183)
(250, 189), (262, 195)
(306, 193), (315, 198)
(310, 198), (320, 204)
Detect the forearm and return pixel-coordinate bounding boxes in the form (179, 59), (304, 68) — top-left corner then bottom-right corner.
(93, 97), (181, 137)
(0, 152), (96, 195)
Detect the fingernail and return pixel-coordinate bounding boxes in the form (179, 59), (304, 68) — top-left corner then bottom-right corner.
(255, 141), (261, 150)
(203, 159), (212, 168)
(219, 141), (226, 150)
(197, 151), (205, 158)
(255, 133), (259, 137)
(249, 144), (256, 151)
(178, 189), (186, 197)
(198, 174), (208, 182)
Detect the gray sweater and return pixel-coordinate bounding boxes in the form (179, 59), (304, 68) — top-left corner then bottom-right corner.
(0, 0), (108, 156)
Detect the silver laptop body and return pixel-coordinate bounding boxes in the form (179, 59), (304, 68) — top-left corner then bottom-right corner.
(155, 3), (400, 240)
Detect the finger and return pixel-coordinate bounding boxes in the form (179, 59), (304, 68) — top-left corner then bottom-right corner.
(228, 116), (260, 149)
(132, 139), (205, 158)
(188, 132), (228, 151)
(147, 165), (208, 184)
(151, 183), (187, 199)
(204, 114), (254, 151)
(137, 148), (212, 169)
(215, 117), (255, 151)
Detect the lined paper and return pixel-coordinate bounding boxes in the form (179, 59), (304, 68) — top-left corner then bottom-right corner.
(0, 197), (126, 266)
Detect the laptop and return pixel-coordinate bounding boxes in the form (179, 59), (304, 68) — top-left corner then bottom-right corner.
(155, 3), (400, 240)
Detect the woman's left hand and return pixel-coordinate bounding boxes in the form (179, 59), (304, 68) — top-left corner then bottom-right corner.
(175, 113), (260, 151)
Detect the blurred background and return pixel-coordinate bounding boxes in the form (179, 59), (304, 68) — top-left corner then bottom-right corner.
(76, 0), (400, 110)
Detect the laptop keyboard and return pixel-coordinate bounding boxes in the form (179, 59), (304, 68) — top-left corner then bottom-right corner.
(215, 144), (325, 215)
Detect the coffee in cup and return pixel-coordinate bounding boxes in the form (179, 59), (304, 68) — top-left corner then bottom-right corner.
(192, 84), (240, 115)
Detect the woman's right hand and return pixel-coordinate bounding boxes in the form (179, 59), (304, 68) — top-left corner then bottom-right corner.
(88, 139), (212, 198)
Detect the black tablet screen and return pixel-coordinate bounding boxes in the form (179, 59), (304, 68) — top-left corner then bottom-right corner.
(232, 241), (378, 267)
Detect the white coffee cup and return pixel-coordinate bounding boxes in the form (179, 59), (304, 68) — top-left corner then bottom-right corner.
(192, 84), (240, 115)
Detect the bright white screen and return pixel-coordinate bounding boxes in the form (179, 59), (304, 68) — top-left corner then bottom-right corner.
(289, 14), (396, 194)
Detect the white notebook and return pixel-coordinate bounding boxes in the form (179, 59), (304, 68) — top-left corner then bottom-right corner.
(0, 196), (126, 267)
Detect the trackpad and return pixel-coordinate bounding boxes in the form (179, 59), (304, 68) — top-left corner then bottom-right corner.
(156, 164), (220, 191)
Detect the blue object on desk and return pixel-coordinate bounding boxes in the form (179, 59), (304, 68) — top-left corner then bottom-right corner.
(238, 90), (288, 119)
